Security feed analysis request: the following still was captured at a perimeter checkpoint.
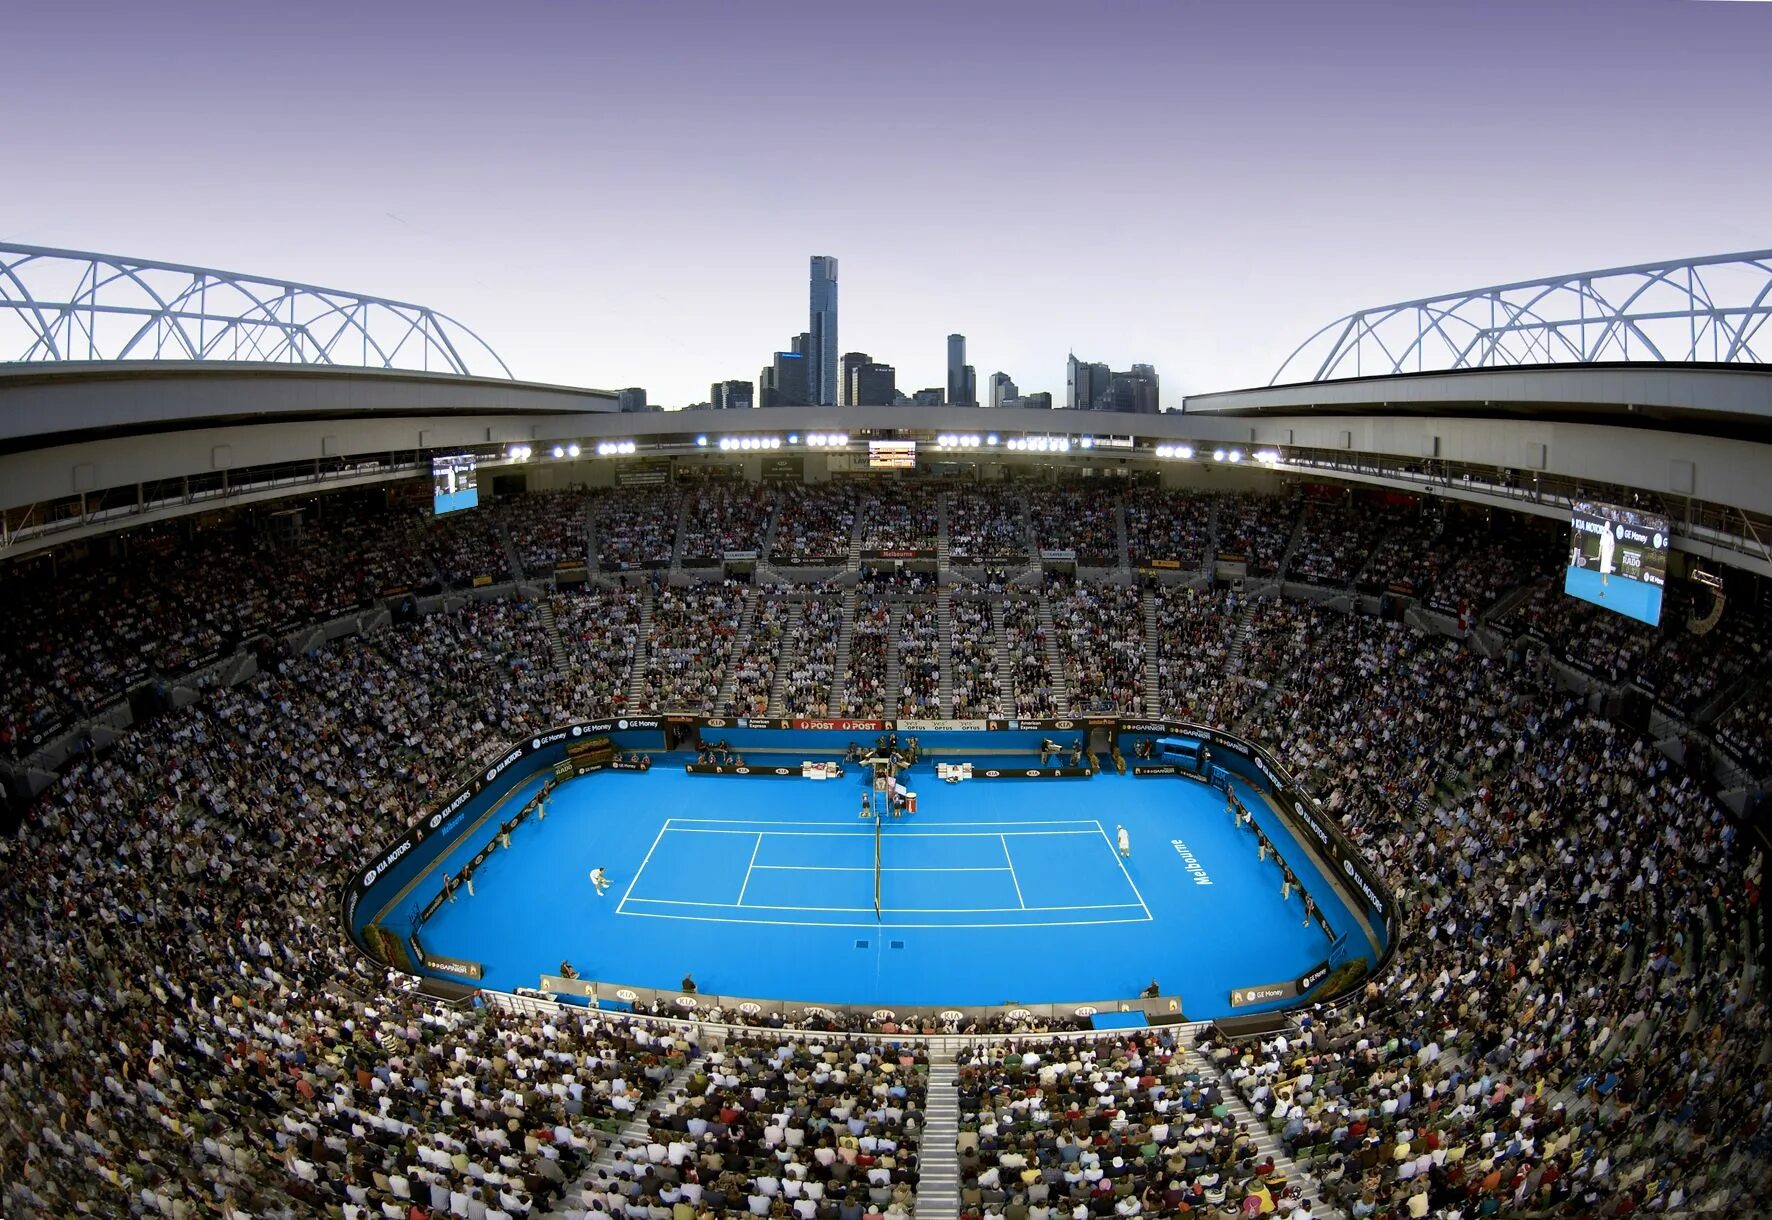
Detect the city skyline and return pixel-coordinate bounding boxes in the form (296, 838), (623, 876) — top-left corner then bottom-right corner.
(3, 0), (1767, 407)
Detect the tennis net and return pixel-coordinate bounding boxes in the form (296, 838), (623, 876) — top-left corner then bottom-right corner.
(872, 813), (883, 920)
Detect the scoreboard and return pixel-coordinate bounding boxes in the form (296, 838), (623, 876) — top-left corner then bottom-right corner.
(1564, 500), (1668, 626)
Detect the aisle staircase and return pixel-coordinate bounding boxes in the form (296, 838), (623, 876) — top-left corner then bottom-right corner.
(914, 1054), (961, 1220)
(668, 496), (692, 573)
(1142, 587), (1162, 715)
(759, 494), (784, 564)
(832, 586), (859, 711)
(714, 586), (761, 713)
(500, 522), (526, 584)
(767, 603), (803, 717)
(1036, 591), (1072, 712)
(583, 499), (599, 574)
(885, 602), (904, 714)
(1228, 597), (1259, 673)
(541, 1060), (702, 1220)
(936, 586), (955, 717)
(625, 586), (655, 708)
(537, 598), (570, 673)
(847, 511), (866, 571)
(1180, 1048), (1342, 1220)
(989, 600), (1016, 717)
(1115, 500), (1131, 571)
(935, 491), (952, 574)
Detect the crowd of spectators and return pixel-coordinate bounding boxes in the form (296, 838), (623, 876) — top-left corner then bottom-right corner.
(1354, 504), (1445, 598)
(0, 598), (699, 1219)
(1501, 582), (1657, 683)
(773, 486), (858, 566)
(1030, 485), (1120, 566)
(897, 599), (941, 717)
(679, 483), (771, 564)
(1634, 584), (1765, 720)
(1287, 496), (1383, 588)
(844, 588), (893, 719)
(598, 488), (681, 571)
(640, 581), (747, 711)
(428, 507), (511, 588)
(1000, 591), (1058, 718)
(1217, 493), (1297, 579)
(726, 591), (788, 717)
(1150, 585), (1265, 729)
(566, 1033), (928, 1220)
(861, 484), (939, 553)
(948, 593), (1002, 719)
(949, 488), (1028, 563)
(1125, 487), (1213, 573)
(504, 490), (592, 576)
(1422, 513), (1562, 620)
(956, 1032), (1272, 1220)
(1223, 602), (1770, 1218)
(554, 586), (644, 711)
(1715, 684), (1772, 778)
(780, 589), (843, 717)
(1045, 577), (1145, 714)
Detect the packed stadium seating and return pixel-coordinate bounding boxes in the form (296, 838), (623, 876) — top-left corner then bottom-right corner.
(2, 479), (1768, 1220)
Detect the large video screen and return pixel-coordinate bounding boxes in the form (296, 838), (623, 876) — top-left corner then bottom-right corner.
(868, 439), (916, 470)
(431, 454), (479, 515)
(1565, 500), (1668, 625)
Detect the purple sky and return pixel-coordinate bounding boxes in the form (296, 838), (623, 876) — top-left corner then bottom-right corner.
(5, 0), (1768, 405)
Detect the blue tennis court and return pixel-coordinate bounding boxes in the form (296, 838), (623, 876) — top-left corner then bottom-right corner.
(413, 760), (1363, 1018)
(620, 817), (1149, 927)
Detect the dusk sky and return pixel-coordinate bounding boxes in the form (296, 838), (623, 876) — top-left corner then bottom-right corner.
(6, 0), (1768, 405)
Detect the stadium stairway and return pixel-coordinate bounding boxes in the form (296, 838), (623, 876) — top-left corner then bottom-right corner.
(538, 599), (571, 673)
(1035, 592), (1072, 712)
(847, 511), (865, 572)
(988, 599), (1015, 717)
(715, 586), (761, 713)
(1115, 499), (1131, 572)
(1228, 598), (1258, 672)
(1182, 1048), (1343, 1220)
(668, 496), (692, 574)
(759, 494), (784, 564)
(914, 1054), (961, 1220)
(500, 521), (526, 584)
(833, 585), (859, 710)
(936, 586), (954, 717)
(626, 585), (655, 708)
(583, 498), (599, 574)
(886, 602), (904, 713)
(1141, 587), (1161, 716)
(767, 602), (802, 717)
(936, 489), (951, 573)
(540, 1059), (703, 1220)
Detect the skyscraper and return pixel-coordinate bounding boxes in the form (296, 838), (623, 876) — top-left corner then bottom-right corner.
(988, 371), (1018, 410)
(760, 333), (813, 408)
(947, 334), (973, 406)
(809, 256), (839, 406)
(711, 379), (754, 410)
(1066, 353), (1112, 411)
(840, 352), (896, 406)
(618, 387), (648, 413)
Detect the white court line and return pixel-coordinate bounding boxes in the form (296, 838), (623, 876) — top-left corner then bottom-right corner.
(1001, 834), (1026, 910)
(618, 908), (1153, 930)
(734, 833), (763, 907)
(1095, 821), (1154, 920)
(665, 827), (1099, 838)
(615, 820), (673, 915)
(626, 896), (1143, 912)
(666, 817), (1102, 827)
(751, 864), (1011, 873)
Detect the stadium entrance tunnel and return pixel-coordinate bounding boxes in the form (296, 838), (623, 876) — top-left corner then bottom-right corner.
(342, 715), (1398, 1023)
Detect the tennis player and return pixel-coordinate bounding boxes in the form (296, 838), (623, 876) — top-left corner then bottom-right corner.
(1116, 824), (1131, 857)
(1598, 519), (1617, 586)
(589, 866), (611, 896)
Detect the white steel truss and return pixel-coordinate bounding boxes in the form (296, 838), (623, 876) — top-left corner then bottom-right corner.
(1274, 249), (1772, 385)
(0, 243), (511, 378)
